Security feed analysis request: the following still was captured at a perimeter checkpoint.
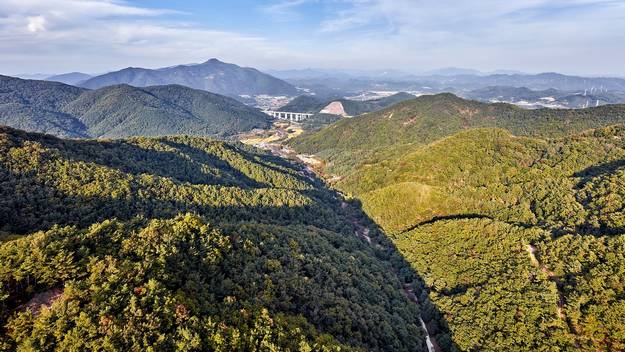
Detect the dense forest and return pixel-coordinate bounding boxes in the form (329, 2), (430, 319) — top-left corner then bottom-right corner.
(0, 126), (437, 351)
(0, 75), (270, 139)
(292, 95), (625, 351)
(4, 88), (625, 351)
(291, 93), (625, 175)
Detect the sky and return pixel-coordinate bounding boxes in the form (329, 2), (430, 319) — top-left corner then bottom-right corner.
(1, 0), (625, 76)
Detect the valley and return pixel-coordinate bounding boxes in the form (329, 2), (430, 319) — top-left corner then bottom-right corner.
(3, 57), (625, 351)
(4, 0), (625, 350)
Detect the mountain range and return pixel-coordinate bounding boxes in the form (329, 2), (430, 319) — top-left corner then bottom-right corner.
(80, 59), (299, 97)
(284, 72), (625, 100)
(46, 72), (93, 85)
(463, 85), (625, 108)
(291, 93), (625, 174)
(4, 56), (625, 351)
(0, 75), (270, 138)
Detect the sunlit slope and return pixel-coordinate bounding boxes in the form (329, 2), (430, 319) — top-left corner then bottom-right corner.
(291, 93), (625, 174)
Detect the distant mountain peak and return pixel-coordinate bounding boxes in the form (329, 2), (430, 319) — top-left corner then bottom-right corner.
(79, 59), (298, 96)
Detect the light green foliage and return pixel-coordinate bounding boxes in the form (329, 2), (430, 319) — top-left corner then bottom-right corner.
(291, 93), (625, 175)
(293, 94), (625, 351)
(397, 219), (572, 351)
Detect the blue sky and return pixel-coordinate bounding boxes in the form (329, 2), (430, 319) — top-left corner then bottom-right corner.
(1, 0), (624, 76)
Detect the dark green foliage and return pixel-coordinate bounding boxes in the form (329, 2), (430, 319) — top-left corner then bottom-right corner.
(300, 113), (342, 131)
(0, 76), (271, 138)
(0, 126), (426, 351)
(540, 234), (625, 351)
(340, 93), (416, 116)
(64, 84), (271, 138)
(350, 125), (625, 350)
(0, 75), (88, 137)
(396, 219), (572, 351)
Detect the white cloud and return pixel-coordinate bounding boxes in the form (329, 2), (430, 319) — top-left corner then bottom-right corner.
(313, 0), (625, 74)
(26, 15), (45, 32)
(262, 0), (312, 18)
(0, 0), (305, 74)
(0, 0), (624, 75)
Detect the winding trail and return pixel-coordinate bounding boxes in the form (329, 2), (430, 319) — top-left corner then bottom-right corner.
(526, 243), (581, 347)
(341, 199), (441, 352)
(525, 244), (565, 319)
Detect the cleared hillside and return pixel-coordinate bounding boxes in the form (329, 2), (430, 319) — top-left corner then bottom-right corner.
(279, 92), (416, 116)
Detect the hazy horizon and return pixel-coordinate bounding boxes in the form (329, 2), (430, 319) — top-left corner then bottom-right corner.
(1, 0), (625, 77)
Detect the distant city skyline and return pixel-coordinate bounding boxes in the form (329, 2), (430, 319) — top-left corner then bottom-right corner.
(1, 0), (625, 76)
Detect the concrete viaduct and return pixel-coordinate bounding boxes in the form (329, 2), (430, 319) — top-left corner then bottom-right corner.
(264, 110), (314, 122)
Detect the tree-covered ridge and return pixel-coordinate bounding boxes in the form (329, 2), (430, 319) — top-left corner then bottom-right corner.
(0, 126), (429, 351)
(304, 123), (625, 351)
(396, 219), (572, 351)
(79, 58), (299, 97)
(291, 93), (625, 174)
(0, 75), (89, 138)
(396, 217), (625, 351)
(279, 93), (416, 117)
(339, 126), (625, 236)
(0, 75), (270, 138)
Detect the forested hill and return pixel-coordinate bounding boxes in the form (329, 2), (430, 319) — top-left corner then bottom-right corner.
(79, 58), (299, 97)
(291, 93), (625, 173)
(290, 91), (625, 350)
(0, 126), (433, 351)
(0, 75), (271, 138)
(279, 92), (416, 116)
(63, 84), (271, 138)
(336, 126), (625, 351)
(0, 75), (89, 138)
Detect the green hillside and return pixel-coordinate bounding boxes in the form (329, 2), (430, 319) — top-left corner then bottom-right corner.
(65, 84), (271, 138)
(291, 93), (625, 174)
(0, 75), (88, 138)
(0, 126), (433, 352)
(279, 93), (416, 116)
(290, 94), (625, 351)
(311, 126), (625, 350)
(0, 76), (271, 139)
(341, 93), (417, 116)
(278, 95), (328, 113)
